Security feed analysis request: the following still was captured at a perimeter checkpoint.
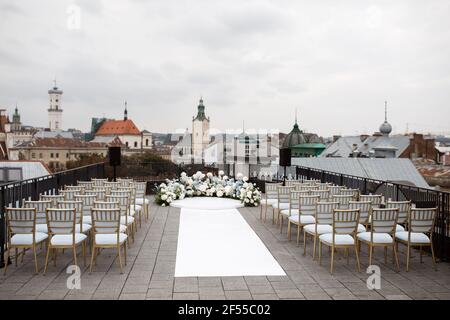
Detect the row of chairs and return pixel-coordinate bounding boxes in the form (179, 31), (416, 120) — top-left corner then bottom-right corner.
(261, 181), (437, 272)
(4, 178), (149, 274)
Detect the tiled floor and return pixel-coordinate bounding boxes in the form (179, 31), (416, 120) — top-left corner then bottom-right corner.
(1, 197), (449, 300)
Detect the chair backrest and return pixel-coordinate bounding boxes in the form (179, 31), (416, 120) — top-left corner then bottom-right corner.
(332, 195), (354, 209)
(277, 186), (294, 204)
(310, 190), (330, 201)
(349, 201), (372, 225)
(132, 182), (147, 198)
(46, 208), (76, 235)
(105, 195), (130, 216)
(103, 181), (121, 190)
(57, 200), (83, 224)
(91, 208), (121, 234)
(265, 183), (281, 199)
(315, 201), (339, 225)
(316, 183), (332, 190)
(6, 208), (36, 235)
(329, 185), (341, 197)
(74, 194), (97, 210)
(339, 188), (359, 199)
(288, 190), (308, 211)
(408, 208), (436, 234)
(360, 194), (382, 208)
(299, 195), (320, 215)
(117, 178), (133, 187)
(386, 201), (411, 225)
(77, 181), (94, 189)
(285, 180), (301, 187)
(94, 200), (120, 211)
(117, 187), (136, 200)
(92, 178), (108, 186)
(59, 189), (81, 200)
(295, 185), (314, 192)
(40, 194), (65, 206)
(371, 208), (399, 234)
(23, 200), (52, 225)
(85, 190), (107, 201)
(65, 185), (84, 193)
(333, 209), (360, 235)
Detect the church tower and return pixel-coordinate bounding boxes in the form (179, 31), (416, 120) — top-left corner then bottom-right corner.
(11, 105), (21, 131)
(48, 80), (63, 131)
(192, 97), (210, 162)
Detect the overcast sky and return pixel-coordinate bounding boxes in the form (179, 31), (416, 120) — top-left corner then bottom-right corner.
(0, 0), (449, 137)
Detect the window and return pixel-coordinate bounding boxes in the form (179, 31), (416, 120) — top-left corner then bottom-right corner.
(50, 153), (54, 158)
(145, 139), (149, 146)
(134, 141), (138, 148)
(31, 153), (36, 159)
(39, 153), (43, 158)
(66, 153), (69, 158)
(125, 142), (129, 147)
(56, 153), (59, 158)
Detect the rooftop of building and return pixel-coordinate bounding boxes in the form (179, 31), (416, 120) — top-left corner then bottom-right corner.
(96, 119), (141, 136)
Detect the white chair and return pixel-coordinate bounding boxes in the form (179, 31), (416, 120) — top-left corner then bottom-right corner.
(287, 195), (320, 245)
(40, 194), (65, 206)
(279, 190), (309, 234)
(310, 189), (330, 201)
(57, 200), (91, 235)
(133, 181), (149, 221)
(395, 208), (437, 271)
(43, 208), (88, 274)
(74, 194), (98, 224)
(90, 208), (128, 273)
(117, 187), (143, 227)
(85, 189), (108, 201)
(339, 188), (359, 200)
(319, 208), (361, 273)
(360, 194), (382, 208)
(23, 200), (52, 234)
(260, 182), (281, 221)
(349, 200), (372, 233)
(4, 208), (48, 274)
(77, 181), (94, 189)
(386, 200), (411, 232)
(332, 195), (354, 209)
(271, 186), (294, 224)
(357, 208), (400, 270)
(59, 189), (81, 201)
(91, 178), (108, 187)
(105, 195), (135, 242)
(285, 180), (301, 187)
(303, 201), (339, 259)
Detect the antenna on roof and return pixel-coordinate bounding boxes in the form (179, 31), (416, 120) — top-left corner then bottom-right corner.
(384, 100), (388, 121)
(124, 101), (128, 120)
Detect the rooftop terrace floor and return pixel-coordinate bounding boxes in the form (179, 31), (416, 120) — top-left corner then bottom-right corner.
(1, 197), (450, 300)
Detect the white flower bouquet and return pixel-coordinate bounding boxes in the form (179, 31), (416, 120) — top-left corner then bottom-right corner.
(155, 171), (261, 207)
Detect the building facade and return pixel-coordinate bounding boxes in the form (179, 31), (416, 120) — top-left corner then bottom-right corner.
(48, 83), (63, 131)
(192, 98), (210, 162)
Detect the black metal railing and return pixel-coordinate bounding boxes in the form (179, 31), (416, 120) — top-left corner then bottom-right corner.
(0, 162), (105, 268)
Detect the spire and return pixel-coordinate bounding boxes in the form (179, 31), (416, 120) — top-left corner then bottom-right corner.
(379, 100), (392, 135)
(295, 107), (298, 124)
(384, 100), (388, 121)
(124, 101), (128, 120)
(194, 97), (207, 121)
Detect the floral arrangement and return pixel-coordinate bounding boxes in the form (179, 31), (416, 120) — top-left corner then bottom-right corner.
(155, 171), (261, 207)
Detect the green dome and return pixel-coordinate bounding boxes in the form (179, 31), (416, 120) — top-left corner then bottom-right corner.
(282, 122), (306, 148)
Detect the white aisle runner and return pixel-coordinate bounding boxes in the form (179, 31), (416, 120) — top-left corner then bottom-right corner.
(175, 208), (285, 277)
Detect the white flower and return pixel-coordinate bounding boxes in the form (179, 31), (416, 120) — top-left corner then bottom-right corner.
(216, 190), (224, 197)
(218, 170), (224, 176)
(161, 194), (167, 201)
(181, 172), (187, 177)
(243, 176), (248, 182)
(247, 191), (253, 198)
(236, 173), (243, 180)
(162, 203), (166, 207)
(223, 175), (228, 180)
(207, 172), (213, 178)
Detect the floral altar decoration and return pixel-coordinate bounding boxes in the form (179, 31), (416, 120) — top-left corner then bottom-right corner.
(155, 171), (261, 207)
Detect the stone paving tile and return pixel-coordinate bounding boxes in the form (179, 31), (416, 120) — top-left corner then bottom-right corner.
(0, 199), (449, 300)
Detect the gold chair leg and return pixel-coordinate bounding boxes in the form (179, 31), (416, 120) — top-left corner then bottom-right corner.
(287, 222), (291, 240)
(43, 245), (51, 275)
(406, 244), (411, 272)
(313, 235), (318, 260)
(319, 241), (323, 265)
(369, 245), (373, 266)
(354, 244), (361, 272)
(124, 242), (127, 265)
(73, 246), (78, 268)
(33, 245), (39, 274)
(330, 245), (335, 274)
(296, 226), (301, 246)
(117, 245), (123, 274)
(4, 246), (10, 275)
(280, 216), (283, 233)
(393, 244), (400, 271)
(82, 242), (87, 267)
(89, 246), (96, 273)
(430, 242), (437, 271)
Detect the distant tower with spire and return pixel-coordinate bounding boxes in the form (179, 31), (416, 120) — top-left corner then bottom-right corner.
(48, 79), (63, 131)
(192, 97), (210, 163)
(12, 104), (21, 131)
(124, 101), (128, 120)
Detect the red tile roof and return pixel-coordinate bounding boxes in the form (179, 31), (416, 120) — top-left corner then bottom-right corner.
(96, 119), (141, 136)
(18, 137), (116, 148)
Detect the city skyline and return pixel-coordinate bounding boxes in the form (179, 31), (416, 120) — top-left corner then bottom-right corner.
(1, 1), (450, 137)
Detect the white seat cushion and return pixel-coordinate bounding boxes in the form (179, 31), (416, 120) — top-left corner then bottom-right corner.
(263, 198), (278, 206)
(120, 216), (135, 226)
(50, 233), (87, 246)
(288, 215), (316, 225)
(396, 224), (405, 232)
(75, 223), (92, 233)
(319, 233), (355, 245)
(119, 224), (127, 233)
(357, 224), (367, 233)
(95, 233), (127, 245)
(395, 231), (430, 244)
(304, 224), (333, 235)
(272, 203), (289, 210)
(357, 232), (394, 244)
(36, 224), (48, 233)
(135, 198), (149, 205)
(83, 216), (92, 224)
(130, 205), (142, 212)
(11, 232), (48, 245)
